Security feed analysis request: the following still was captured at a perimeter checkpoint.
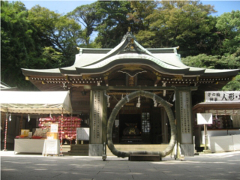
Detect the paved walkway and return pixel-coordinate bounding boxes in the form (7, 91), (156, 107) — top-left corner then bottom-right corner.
(1, 151), (240, 180)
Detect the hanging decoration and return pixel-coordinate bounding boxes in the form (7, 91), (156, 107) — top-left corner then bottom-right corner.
(9, 113), (11, 121)
(28, 114), (30, 122)
(162, 81), (167, 97)
(136, 96), (141, 108)
(153, 95), (158, 107)
(105, 94), (111, 107)
(121, 94), (124, 107)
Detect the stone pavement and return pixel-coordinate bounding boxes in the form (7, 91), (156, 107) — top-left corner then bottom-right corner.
(1, 151), (240, 180)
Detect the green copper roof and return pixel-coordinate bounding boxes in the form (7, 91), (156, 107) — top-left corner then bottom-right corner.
(22, 31), (239, 77)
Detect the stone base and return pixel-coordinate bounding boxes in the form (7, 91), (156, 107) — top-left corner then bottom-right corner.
(89, 144), (103, 156)
(180, 144), (194, 156)
(128, 154), (162, 161)
(203, 149), (212, 154)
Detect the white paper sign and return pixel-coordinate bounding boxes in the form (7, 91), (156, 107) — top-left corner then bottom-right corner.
(197, 113), (213, 125)
(77, 128), (90, 140)
(51, 123), (58, 133)
(115, 120), (119, 127)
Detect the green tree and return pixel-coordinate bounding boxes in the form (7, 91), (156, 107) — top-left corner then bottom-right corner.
(127, 1), (158, 32)
(216, 10), (240, 55)
(28, 5), (83, 66)
(1, 2), (84, 90)
(1, 1), (42, 89)
(134, 0), (217, 57)
(68, 2), (101, 46)
(182, 49), (240, 90)
(94, 1), (134, 48)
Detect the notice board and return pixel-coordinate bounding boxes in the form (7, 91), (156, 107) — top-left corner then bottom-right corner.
(77, 128), (90, 140)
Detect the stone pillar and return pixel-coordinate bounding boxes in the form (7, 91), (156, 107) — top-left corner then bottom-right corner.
(175, 88), (194, 156)
(89, 90), (107, 156)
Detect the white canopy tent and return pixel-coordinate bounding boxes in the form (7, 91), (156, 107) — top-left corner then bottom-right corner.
(0, 91), (72, 152)
(0, 91), (72, 114)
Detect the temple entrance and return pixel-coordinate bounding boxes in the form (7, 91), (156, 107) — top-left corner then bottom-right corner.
(117, 110), (165, 144)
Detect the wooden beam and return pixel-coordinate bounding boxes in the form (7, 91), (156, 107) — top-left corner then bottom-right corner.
(84, 85), (198, 91)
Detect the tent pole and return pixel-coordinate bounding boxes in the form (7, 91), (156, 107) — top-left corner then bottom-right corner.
(4, 111), (8, 151)
(59, 108), (63, 156)
(19, 114), (23, 135)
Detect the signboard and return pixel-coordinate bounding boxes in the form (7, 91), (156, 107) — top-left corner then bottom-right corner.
(77, 128), (90, 140)
(50, 123), (58, 133)
(90, 90), (103, 143)
(197, 113), (213, 125)
(42, 139), (60, 155)
(180, 91), (191, 134)
(179, 91), (192, 144)
(205, 91), (240, 102)
(115, 120), (119, 127)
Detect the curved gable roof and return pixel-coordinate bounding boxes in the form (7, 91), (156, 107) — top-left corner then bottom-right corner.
(22, 31), (239, 77)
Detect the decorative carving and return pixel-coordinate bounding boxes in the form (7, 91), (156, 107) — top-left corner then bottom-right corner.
(173, 75), (183, 80)
(154, 76), (161, 86)
(123, 37), (145, 53)
(82, 75), (91, 79)
(128, 76), (135, 86)
(118, 65), (146, 77)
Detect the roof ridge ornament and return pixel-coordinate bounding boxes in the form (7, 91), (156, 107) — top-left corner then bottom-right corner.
(77, 47), (82, 55)
(121, 28), (136, 42)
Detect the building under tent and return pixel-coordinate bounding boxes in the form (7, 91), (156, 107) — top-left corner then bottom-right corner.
(193, 91), (240, 153)
(0, 91), (72, 152)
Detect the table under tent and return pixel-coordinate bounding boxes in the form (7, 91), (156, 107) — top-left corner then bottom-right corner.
(0, 91), (74, 155)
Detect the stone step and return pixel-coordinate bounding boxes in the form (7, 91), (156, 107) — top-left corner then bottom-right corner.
(70, 149), (89, 152)
(70, 144), (89, 150)
(68, 144), (89, 156)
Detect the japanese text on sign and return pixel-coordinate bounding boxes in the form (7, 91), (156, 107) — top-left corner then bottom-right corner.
(180, 91), (191, 134)
(205, 91), (240, 102)
(91, 91), (103, 144)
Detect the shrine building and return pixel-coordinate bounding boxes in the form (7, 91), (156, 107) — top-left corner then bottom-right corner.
(22, 31), (239, 158)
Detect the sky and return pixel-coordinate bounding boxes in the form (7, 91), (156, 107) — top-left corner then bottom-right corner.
(18, 0), (240, 17)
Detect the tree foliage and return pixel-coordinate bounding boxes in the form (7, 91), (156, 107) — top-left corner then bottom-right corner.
(94, 1), (133, 48)
(216, 10), (240, 55)
(1, 1), (84, 90)
(68, 2), (100, 46)
(133, 1), (217, 57)
(182, 48), (240, 90)
(28, 5), (83, 66)
(1, 1), (42, 89)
